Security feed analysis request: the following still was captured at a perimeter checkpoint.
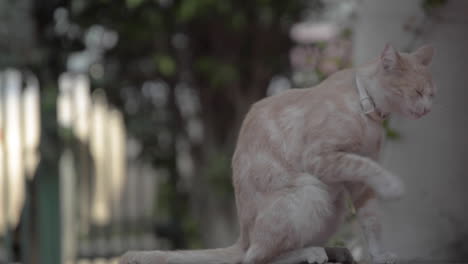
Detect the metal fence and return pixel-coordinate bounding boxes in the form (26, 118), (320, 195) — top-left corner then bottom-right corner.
(0, 69), (163, 264)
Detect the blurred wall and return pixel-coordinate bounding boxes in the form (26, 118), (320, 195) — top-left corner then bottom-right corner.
(353, 0), (468, 261)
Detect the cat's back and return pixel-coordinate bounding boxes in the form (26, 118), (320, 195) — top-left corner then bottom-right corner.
(235, 88), (310, 145)
(252, 69), (357, 113)
(238, 68), (359, 137)
(234, 69), (363, 160)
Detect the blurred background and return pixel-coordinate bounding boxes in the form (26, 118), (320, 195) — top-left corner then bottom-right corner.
(0, 0), (467, 263)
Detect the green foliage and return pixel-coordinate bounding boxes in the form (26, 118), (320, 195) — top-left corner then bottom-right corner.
(383, 119), (401, 140)
(58, 127), (74, 140)
(156, 173), (202, 248)
(181, 216), (203, 249)
(43, 85), (59, 113)
(204, 151), (233, 197)
(126, 0), (145, 9)
(177, 0), (218, 22)
(422, 0), (448, 11)
(231, 12), (247, 30)
(196, 57), (239, 89)
(155, 54), (176, 77)
(156, 180), (171, 219)
(341, 28), (353, 39)
(327, 237), (346, 248)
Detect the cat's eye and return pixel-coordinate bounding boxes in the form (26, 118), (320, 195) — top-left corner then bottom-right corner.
(416, 90), (424, 97)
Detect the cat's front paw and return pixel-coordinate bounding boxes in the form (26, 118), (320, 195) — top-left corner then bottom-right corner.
(372, 173), (405, 200)
(304, 247), (328, 264)
(371, 251), (397, 264)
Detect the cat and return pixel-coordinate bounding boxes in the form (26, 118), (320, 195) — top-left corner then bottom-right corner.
(120, 44), (435, 264)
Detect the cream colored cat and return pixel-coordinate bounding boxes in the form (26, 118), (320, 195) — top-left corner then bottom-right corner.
(120, 44), (435, 264)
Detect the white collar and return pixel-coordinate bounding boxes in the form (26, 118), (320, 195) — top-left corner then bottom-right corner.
(355, 72), (388, 122)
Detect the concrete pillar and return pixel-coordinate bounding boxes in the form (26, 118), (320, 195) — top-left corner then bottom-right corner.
(353, 0), (468, 261)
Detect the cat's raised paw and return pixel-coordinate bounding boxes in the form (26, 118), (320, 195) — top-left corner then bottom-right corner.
(372, 173), (405, 201)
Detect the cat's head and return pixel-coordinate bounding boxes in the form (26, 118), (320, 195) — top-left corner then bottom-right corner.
(377, 44), (436, 119)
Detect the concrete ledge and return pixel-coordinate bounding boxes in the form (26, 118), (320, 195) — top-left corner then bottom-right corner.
(272, 247), (355, 264)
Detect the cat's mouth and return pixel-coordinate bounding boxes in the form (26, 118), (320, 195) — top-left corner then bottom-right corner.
(409, 110), (425, 119)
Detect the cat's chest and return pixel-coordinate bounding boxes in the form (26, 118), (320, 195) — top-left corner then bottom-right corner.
(358, 119), (384, 158)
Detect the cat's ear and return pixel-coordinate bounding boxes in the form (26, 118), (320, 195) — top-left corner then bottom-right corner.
(412, 44), (434, 66)
(380, 43), (401, 71)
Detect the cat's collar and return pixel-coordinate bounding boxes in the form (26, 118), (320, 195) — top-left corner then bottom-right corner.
(355, 73), (388, 123)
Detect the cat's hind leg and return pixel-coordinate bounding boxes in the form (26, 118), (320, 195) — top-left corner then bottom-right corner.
(243, 175), (331, 264)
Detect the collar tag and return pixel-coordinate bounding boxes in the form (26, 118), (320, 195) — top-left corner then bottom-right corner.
(360, 96), (376, 114)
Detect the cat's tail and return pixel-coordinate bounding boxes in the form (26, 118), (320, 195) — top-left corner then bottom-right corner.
(120, 243), (244, 264)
